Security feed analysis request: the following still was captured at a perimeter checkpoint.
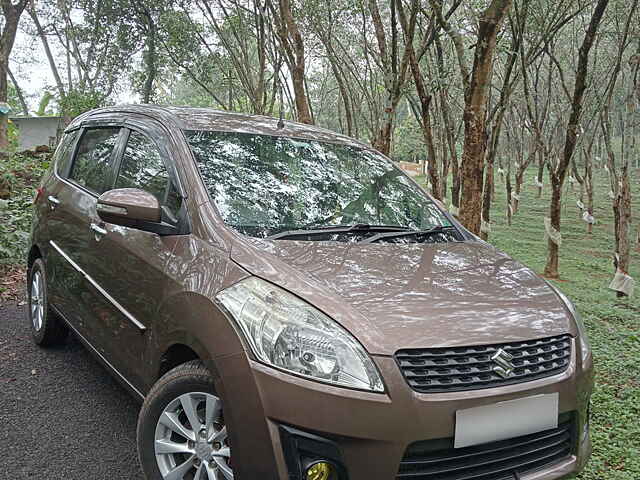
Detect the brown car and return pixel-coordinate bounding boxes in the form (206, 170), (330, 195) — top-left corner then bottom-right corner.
(27, 105), (593, 480)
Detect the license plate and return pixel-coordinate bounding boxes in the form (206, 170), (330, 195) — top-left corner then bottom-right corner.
(454, 393), (559, 448)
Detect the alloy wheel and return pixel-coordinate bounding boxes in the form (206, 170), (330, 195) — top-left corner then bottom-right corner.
(154, 392), (232, 480)
(30, 270), (44, 331)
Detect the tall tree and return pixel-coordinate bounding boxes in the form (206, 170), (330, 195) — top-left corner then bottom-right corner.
(131, 0), (165, 104)
(543, 0), (609, 278)
(194, 0), (277, 114)
(480, 1), (529, 239)
(434, 0), (513, 235)
(598, 0), (638, 295)
(28, 0), (140, 121)
(368, 0), (411, 155)
(397, 0), (444, 198)
(27, 3), (67, 120)
(270, 0), (313, 123)
(0, 0), (28, 149)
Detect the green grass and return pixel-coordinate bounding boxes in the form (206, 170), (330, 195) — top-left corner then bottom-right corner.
(425, 168), (640, 479)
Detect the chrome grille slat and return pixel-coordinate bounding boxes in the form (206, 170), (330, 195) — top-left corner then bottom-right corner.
(401, 350), (570, 376)
(397, 340), (571, 366)
(395, 335), (572, 393)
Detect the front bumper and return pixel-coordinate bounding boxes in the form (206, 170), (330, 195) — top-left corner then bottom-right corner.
(213, 338), (593, 480)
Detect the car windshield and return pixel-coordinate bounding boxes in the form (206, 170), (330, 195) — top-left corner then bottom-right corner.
(186, 130), (453, 240)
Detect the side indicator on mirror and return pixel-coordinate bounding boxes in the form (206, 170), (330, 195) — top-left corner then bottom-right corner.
(97, 203), (128, 216)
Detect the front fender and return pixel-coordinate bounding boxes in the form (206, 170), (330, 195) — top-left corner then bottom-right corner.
(146, 290), (281, 479)
(147, 290), (248, 390)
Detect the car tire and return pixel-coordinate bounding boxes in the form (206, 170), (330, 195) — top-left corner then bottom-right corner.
(137, 360), (233, 480)
(27, 257), (68, 346)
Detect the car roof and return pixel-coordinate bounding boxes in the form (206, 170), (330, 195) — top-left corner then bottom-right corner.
(69, 104), (371, 150)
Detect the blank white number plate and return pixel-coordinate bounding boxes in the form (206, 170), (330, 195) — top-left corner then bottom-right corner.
(454, 393), (559, 448)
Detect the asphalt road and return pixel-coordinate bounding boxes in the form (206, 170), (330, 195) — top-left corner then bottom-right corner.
(0, 302), (144, 479)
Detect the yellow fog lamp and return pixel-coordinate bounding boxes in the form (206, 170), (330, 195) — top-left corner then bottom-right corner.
(305, 460), (336, 480)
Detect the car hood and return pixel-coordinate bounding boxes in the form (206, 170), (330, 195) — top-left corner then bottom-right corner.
(230, 238), (574, 355)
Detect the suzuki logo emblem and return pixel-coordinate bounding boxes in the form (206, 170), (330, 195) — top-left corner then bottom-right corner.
(491, 348), (515, 379)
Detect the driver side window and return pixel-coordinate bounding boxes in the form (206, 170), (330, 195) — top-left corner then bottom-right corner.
(115, 130), (182, 218)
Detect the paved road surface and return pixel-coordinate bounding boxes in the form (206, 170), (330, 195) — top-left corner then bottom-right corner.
(0, 302), (144, 479)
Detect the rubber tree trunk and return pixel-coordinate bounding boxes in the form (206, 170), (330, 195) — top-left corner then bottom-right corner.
(543, 0), (609, 278)
(611, 176), (632, 297)
(575, 146), (592, 233)
(480, 158), (494, 240)
(406, 53), (441, 199)
(450, 159), (461, 211)
(279, 0), (313, 124)
(435, 34), (455, 204)
(544, 179), (562, 278)
(513, 144), (537, 214)
(506, 171), (513, 226)
(325, 46), (353, 136)
(439, 122), (450, 202)
(141, 17), (157, 104)
(369, 0), (410, 157)
(536, 152), (545, 198)
(0, 71), (7, 150)
(482, 105), (510, 239)
(458, 0), (512, 234)
(616, 174), (632, 278)
(604, 121), (632, 296)
(442, 87), (459, 209)
(585, 163), (594, 234)
(513, 172), (522, 214)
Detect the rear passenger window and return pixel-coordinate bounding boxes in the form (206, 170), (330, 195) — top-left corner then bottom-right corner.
(54, 130), (79, 177)
(70, 128), (120, 193)
(115, 131), (181, 215)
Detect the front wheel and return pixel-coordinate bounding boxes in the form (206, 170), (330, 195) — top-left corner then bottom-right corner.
(137, 361), (233, 480)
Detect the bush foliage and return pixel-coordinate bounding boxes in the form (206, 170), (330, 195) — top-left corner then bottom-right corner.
(0, 153), (50, 263)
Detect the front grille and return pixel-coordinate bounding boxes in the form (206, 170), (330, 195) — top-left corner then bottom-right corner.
(395, 334), (572, 393)
(397, 415), (575, 480)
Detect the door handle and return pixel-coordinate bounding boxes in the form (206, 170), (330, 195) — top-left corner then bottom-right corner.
(47, 195), (60, 210)
(90, 222), (108, 240)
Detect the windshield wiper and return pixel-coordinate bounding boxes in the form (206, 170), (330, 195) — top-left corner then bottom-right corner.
(265, 223), (413, 240)
(358, 225), (457, 244)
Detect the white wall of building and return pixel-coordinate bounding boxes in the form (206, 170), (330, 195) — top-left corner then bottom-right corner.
(10, 117), (63, 151)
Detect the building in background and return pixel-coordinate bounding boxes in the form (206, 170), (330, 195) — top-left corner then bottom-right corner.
(9, 116), (63, 151)
(397, 160), (423, 177)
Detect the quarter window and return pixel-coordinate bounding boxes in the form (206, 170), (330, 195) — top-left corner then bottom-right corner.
(115, 131), (181, 215)
(70, 128), (120, 193)
(54, 130), (79, 177)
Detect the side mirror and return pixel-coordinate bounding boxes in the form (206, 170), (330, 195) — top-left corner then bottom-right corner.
(97, 188), (172, 234)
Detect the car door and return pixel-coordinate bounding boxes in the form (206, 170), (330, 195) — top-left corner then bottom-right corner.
(84, 120), (189, 391)
(46, 123), (125, 349)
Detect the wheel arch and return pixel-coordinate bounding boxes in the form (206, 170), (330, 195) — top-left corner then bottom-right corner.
(148, 291), (246, 392)
(158, 343), (203, 379)
(27, 244), (43, 269)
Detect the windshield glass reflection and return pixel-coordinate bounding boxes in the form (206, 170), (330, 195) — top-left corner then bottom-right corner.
(186, 130), (451, 240)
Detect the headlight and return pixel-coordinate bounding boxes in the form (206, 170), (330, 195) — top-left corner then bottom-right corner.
(548, 283), (591, 363)
(217, 277), (385, 392)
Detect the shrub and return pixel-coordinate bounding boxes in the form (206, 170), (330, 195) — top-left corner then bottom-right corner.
(0, 154), (50, 263)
